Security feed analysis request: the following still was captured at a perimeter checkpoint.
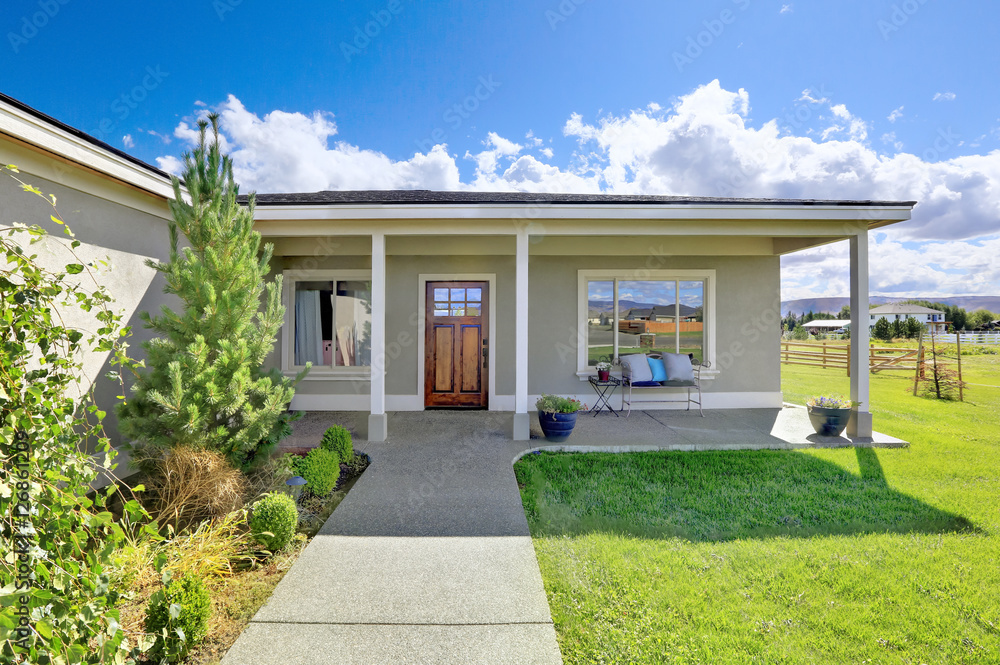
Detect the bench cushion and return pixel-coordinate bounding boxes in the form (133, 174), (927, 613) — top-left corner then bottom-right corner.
(621, 354), (653, 382)
(663, 352), (695, 382)
(630, 380), (662, 387)
(647, 356), (667, 381)
(661, 379), (695, 387)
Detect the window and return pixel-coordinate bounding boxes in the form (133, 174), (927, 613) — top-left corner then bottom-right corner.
(284, 271), (371, 372)
(579, 270), (714, 373)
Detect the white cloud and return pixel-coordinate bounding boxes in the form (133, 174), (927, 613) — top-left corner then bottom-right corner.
(157, 95), (461, 192)
(887, 106), (904, 123)
(157, 83), (1000, 298)
(933, 91), (957, 102)
(122, 134), (134, 149)
(880, 132), (903, 151)
(780, 4), (793, 13)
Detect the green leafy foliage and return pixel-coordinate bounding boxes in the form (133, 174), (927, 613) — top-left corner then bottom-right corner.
(0, 167), (150, 663)
(320, 424), (353, 461)
(117, 116), (305, 470)
(144, 574), (211, 663)
(249, 492), (298, 552)
(536, 394), (585, 413)
(295, 448), (340, 496)
(872, 316), (893, 342)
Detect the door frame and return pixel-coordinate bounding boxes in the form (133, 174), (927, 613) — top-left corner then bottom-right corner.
(417, 273), (497, 410)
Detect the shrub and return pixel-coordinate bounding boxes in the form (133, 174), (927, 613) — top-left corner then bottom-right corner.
(141, 447), (248, 531)
(320, 424), (354, 461)
(249, 493), (299, 552)
(1, 166), (149, 663)
(536, 394), (585, 413)
(144, 574), (211, 662)
(296, 448), (341, 496)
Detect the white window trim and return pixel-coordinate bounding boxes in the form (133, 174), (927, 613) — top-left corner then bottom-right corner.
(576, 269), (717, 379)
(281, 269), (373, 380)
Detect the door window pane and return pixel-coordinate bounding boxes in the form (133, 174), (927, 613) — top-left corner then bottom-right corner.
(450, 288), (466, 301)
(467, 288), (482, 302)
(434, 288), (449, 301)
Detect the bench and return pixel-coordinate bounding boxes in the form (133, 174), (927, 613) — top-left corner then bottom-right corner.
(618, 352), (709, 416)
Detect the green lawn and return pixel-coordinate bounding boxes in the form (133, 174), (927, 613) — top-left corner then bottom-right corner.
(515, 352), (1000, 664)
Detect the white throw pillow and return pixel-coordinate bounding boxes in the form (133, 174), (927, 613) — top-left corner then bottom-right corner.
(663, 353), (695, 382)
(621, 354), (653, 382)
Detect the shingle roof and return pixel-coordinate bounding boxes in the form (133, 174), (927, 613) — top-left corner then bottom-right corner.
(0, 92), (170, 180)
(869, 304), (942, 315)
(243, 190), (917, 207)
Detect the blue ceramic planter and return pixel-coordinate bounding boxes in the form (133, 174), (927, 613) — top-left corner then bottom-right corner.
(807, 406), (851, 437)
(538, 411), (579, 442)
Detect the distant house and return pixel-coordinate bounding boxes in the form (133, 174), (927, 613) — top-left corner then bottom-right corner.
(801, 319), (850, 334)
(868, 304), (947, 333)
(624, 304), (698, 321)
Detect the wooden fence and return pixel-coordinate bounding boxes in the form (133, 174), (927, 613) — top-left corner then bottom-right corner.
(780, 342), (924, 375)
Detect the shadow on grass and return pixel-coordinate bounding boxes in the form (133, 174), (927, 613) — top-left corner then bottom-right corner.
(515, 449), (977, 542)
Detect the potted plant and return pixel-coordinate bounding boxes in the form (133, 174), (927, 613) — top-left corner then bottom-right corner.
(806, 395), (854, 436)
(536, 394), (586, 442)
(595, 361), (612, 382)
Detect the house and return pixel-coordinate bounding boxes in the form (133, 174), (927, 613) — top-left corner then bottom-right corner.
(868, 304), (947, 333)
(0, 92), (917, 444)
(800, 319), (850, 334)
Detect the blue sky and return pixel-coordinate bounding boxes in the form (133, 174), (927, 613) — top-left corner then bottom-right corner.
(3, 0), (998, 302)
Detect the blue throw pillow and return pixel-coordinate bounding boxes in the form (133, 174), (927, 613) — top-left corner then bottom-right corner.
(647, 356), (667, 382)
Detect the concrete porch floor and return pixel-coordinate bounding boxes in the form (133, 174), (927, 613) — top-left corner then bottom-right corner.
(280, 405), (908, 458)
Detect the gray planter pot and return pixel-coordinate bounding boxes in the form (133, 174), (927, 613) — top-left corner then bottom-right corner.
(807, 406), (852, 437)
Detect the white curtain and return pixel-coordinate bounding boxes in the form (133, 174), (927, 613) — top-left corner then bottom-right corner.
(294, 290), (323, 366)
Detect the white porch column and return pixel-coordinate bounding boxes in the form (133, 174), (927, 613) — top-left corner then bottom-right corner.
(848, 232), (872, 438)
(513, 229), (530, 440)
(368, 231), (387, 442)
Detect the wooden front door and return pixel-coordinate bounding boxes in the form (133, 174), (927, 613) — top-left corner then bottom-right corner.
(425, 281), (488, 408)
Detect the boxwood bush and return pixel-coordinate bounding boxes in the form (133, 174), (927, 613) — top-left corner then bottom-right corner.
(296, 448), (341, 496)
(144, 574), (211, 662)
(249, 492), (299, 552)
(320, 424), (354, 461)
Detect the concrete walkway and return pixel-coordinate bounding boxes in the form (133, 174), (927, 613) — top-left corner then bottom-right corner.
(223, 412), (563, 665)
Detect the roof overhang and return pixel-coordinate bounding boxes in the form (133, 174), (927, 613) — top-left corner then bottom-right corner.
(0, 93), (175, 202)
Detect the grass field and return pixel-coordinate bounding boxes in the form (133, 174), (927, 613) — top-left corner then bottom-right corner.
(515, 351), (1000, 664)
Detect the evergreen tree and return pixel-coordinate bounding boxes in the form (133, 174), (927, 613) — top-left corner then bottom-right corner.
(890, 318), (906, 340)
(118, 116), (304, 469)
(872, 317), (892, 342)
(904, 316), (923, 339)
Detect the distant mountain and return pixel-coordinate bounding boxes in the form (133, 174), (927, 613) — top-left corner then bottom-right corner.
(781, 295), (1000, 316)
(589, 300), (698, 317)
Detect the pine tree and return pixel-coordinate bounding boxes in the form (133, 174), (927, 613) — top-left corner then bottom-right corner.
(118, 116), (304, 469)
(873, 317), (892, 342)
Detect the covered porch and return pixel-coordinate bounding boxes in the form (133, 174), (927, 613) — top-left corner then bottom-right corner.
(279, 408), (908, 457)
(251, 191), (916, 444)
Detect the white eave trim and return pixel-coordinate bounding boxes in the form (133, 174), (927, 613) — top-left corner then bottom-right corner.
(251, 202), (913, 225)
(0, 99), (175, 200)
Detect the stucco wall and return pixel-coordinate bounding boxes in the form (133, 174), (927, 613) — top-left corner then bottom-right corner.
(527, 255), (782, 396)
(0, 166), (174, 449)
(269, 250), (781, 409)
